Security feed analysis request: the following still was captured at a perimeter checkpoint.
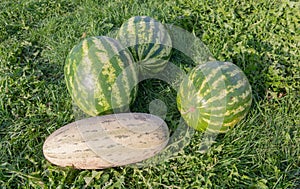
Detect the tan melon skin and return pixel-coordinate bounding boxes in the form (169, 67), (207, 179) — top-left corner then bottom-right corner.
(43, 113), (169, 169)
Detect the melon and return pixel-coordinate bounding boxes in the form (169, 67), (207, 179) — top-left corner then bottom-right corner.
(64, 36), (138, 116)
(117, 16), (172, 75)
(177, 61), (252, 133)
(43, 113), (169, 169)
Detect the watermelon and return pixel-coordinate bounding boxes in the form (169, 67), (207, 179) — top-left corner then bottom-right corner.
(117, 16), (172, 75)
(64, 36), (138, 116)
(177, 61), (252, 133)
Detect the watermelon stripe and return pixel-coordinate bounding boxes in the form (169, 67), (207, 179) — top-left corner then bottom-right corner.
(143, 43), (155, 60)
(140, 19), (153, 59)
(177, 61), (252, 132)
(100, 37), (137, 110)
(140, 59), (168, 70)
(206, 91), (227, 105)
(143, 21), (163, 59)
(66, 43), (90, 114)
(93, 41), (111, 65)
(117, 16), (172, 75)
(74, 40), (99, 115)
(145, 44), (166, 60)
(224, 105), (247, 116)
(159, 24), (172, 45)
(100, 41), (126, 110)
(144, 22), (172, 60)
(198, 67), (221, 93)
(64, 36), (137, 116)
(226, 79), (249, 94)
(65, 58), (72, 77)
(112, 44), (137, 107)
(111, 71), (132, 110)
(224, 100), (252, 119)
(117, 23), (130, 48)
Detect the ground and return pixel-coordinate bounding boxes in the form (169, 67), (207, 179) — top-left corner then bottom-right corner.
(0, 0), (299, 188)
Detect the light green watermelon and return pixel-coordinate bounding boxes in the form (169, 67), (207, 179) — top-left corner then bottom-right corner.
(117, 16), (172, 75)
(64, 36), (138, 116)
(177, 61), (252, 133)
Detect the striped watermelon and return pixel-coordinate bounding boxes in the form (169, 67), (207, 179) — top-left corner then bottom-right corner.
(64, 36), (138, 116)
(177, 61), (252, 133)
(117, 16), (172, 75)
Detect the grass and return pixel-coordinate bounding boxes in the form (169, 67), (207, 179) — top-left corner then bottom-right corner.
(0, 0), (299, 188)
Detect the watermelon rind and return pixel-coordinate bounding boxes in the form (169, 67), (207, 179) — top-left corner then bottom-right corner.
(177, 61), (252, 133)
(117, 16), (172, 76)
(64, 36), (138, 116)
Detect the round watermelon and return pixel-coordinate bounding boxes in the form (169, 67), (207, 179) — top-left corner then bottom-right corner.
(177, 61), (252, 133)
(64, 36), (138, 116)
(117, 16), (172, 76)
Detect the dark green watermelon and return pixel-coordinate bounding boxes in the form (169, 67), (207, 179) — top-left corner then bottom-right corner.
(117, 16), (172, 75)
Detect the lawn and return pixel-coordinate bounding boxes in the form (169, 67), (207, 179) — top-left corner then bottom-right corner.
(0, 0), (299, 188)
